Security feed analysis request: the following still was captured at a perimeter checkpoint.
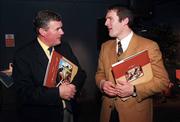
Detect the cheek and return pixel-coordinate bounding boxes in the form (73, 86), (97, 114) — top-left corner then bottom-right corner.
(114, 23), (121, 30)
(46, 31), (59, 41)
(46, 34), (56, 42)
(48, 32), (56, 38)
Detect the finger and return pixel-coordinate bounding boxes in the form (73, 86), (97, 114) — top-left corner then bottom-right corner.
(117, 80), (127, 85)
(107, 91), (117, 96)
(106, 88), (117, 95)
(109, 82), (116, 88)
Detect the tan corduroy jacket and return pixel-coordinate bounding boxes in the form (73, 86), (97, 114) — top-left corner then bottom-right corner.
(95, 34), (170, 122)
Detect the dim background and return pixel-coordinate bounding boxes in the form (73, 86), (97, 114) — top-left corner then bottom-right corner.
(0, 0), (179, 122)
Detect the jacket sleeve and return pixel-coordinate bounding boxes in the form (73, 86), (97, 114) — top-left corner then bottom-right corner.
(95, 43), (107, 89)
(135, 42), (170, 102)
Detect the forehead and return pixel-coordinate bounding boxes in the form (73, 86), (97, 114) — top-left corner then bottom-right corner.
(48, 20), (62, 27)
(105, 10), (118, 19)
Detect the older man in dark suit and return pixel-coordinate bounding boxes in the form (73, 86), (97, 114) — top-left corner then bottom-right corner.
(13, 10), (86, 122)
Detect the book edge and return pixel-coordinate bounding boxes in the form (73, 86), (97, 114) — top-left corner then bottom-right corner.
(112, 49), (148, 67)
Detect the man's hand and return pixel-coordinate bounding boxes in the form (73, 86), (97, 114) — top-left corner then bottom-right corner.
(115, 80), (134, 97)
(101, 81), (117, 97)
(1, 63), (13, 76)
(59, 83), (76, 100)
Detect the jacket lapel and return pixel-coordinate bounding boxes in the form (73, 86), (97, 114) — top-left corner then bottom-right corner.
(34, 40), (49, 71)
(109, 40), (118, 65)
(118, 34), (139, 60)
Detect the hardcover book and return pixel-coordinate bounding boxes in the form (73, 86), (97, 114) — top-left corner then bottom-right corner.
(43, 50), (78, 87)
(112, 50), (153, 101)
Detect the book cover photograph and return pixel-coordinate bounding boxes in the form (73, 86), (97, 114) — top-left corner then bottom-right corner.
(112, 50), (153, 87)
(43, 51), (78, 88)
(125, 65), (144, 82)
(56, 58), (73, 84)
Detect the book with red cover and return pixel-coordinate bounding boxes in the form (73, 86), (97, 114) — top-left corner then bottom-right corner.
(43, 51), (78, 87)
(112, 50), (153, 100)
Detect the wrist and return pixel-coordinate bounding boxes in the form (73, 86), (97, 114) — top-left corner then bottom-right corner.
(132, 85), (137, 97)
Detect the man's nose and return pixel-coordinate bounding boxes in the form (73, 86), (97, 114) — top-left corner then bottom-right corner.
(60, 29), (64, 35)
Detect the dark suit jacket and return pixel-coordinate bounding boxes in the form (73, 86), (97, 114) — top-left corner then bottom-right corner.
(12, 39), (86, 122)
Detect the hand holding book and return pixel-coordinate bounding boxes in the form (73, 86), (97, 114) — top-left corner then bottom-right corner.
(100, 79), (134, 98)
(58, 83), (76, 100)
(100, 80), (117, 97)
(115, 80), (134, 98)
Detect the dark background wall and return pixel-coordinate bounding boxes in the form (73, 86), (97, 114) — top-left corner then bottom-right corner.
(1, 0), (180, 101)
(0, 0), (130, 100)
(0, 0), (180, 121)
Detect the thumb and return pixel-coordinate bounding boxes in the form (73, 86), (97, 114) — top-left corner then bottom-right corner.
(117, 80), (127, 85)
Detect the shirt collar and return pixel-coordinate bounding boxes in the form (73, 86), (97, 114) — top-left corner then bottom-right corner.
(116, 31), (133, 52)
(37, 37), (49, 51)
(37, 37), (53, 59)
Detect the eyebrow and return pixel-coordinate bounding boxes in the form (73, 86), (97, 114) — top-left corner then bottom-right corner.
(56, 27), (61, 30)
(106, 16), (112, 19)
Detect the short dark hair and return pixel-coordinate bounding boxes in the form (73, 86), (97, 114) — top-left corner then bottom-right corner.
(33, 10), (62, 34)
(107, 5), (134, 27)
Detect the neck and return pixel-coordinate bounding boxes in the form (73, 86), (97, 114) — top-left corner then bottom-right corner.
(117, 27), (132, 40)
(38, 35), (50, 47)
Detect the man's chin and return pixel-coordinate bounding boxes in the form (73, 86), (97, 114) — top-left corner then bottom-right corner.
(53, 41), (61, 46)
(109, 34), (115, 38)
(109, 32), (115, 37)
(57, 40), (61, 44)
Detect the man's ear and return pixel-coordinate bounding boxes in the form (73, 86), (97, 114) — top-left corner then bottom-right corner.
(123, 17), (129, 25)
(39, 28), (47, 36)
